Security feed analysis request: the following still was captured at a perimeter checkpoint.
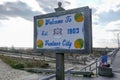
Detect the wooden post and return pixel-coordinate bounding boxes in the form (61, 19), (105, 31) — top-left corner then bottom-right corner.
(54, 2), (65, 80)
(56, 53), (64, 80)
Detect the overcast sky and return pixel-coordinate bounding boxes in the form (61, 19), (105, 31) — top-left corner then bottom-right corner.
(0, 0), (120, 48)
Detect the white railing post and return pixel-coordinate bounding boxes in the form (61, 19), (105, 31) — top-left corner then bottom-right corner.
(96, 59), (98, 77)
(67, 71), (71, 80)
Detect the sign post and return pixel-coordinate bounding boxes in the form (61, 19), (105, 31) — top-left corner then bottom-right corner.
(55, 2), (65, 80)
(34, 2), (92, 80)
(56, 52), (64, 80)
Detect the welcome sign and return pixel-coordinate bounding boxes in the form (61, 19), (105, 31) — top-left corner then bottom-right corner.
(34, 6), (92, 53)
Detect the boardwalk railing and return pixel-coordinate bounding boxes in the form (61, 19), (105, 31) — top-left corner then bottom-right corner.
(78, 48), (119, 75)
(0, 48), (119, 80)
(110, 48), (119, 64)
(41, 67), (75, 80)
(41, 48), (119, 80)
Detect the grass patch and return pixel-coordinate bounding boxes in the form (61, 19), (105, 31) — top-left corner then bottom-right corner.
(0, 55), (49, 69)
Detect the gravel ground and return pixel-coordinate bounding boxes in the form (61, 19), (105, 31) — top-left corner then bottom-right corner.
(0, 59), (45, 80)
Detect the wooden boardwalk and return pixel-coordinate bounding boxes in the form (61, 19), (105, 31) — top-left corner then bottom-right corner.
(64, 48), (120, 80)
(84, 49), (120, 80)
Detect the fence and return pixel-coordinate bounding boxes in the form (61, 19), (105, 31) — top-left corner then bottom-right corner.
(41, 48), (119, 80)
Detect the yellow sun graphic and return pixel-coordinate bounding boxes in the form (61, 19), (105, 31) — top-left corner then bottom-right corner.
(74, 39), (84, 48)
(38, 19), (44, 27)
(37, 39), (43, 48)
(74, 13), (84, 22)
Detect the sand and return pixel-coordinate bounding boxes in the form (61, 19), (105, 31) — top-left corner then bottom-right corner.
(0, 59), (44, 80)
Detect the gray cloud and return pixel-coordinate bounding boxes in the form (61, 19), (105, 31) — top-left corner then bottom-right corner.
(0, 14), (8, 20)
(107, 29), (120, 32)
(36, 0), (68, 13)
(0, 1), (40, 21)
(98, 10), (120, 24)
(0, 1), (71, 21)
(64, 1), (71, 5)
